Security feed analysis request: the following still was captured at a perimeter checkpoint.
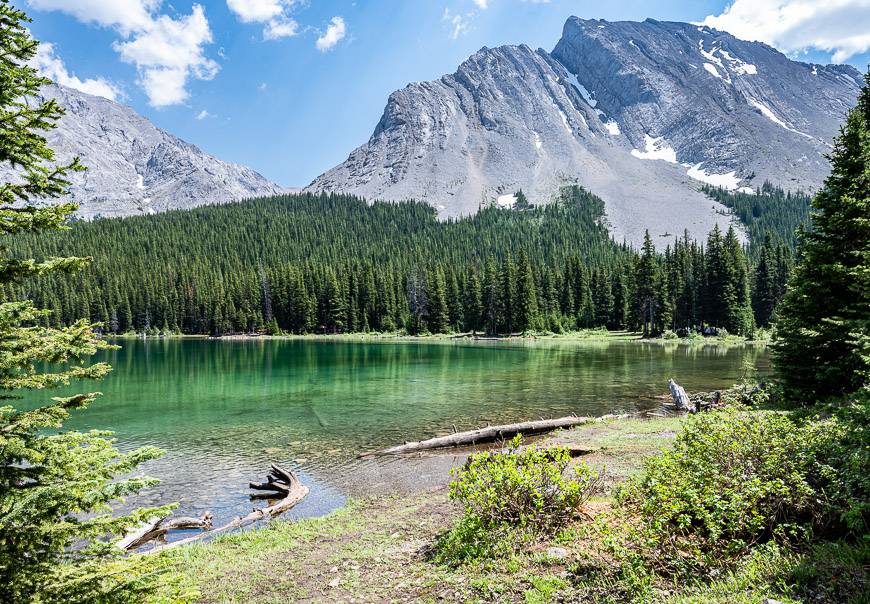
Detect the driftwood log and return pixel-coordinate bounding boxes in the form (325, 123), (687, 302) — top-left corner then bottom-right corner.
(668, 378), (691, 412)
(118, 513), (213, 551)
(358, 415), (628, 458)
(124, 464), (308, 554)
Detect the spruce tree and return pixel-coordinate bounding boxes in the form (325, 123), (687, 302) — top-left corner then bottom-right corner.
(463, 266), (483, 334)
(483, 256), (499, 335)
(0, 4), (173, 601)
(752, 233), (778, 327)
(499, 254), (516, 334)
(723, 225), (754, 336)
(427, 266), (449, 333)
(774, 68), (870, 404)
(634, 231), (659, 336)
(514, 250), (538, 334)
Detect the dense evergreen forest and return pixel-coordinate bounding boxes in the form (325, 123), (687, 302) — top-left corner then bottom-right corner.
(6, 186), (798, 337)
(701, 182), (812, 253)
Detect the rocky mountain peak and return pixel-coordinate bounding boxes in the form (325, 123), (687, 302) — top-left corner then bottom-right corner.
(1, 84), (284, 218)
(308, 16), (860, 246)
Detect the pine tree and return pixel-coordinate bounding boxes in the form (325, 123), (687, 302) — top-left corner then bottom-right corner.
(634, 231), (659, 336)
(446, 268), (463, 331)
(752, 233), (778, 327)
(406, 271), (428, 335)
(611, 269), (629, 329)
(427, 266), (449, 333)
(774, 68), (870, 404)
(514, 250), (538, 334)
(514, 189), (531, 210)
(499, 254), (516, 334)
(463, 266), (483, 334)
(0, 4), (173, 600)
(322, 268), (345, 333)
(483, 256), (500, 336)
(704, 225), (727, 329)
(723, 225), (754, 336)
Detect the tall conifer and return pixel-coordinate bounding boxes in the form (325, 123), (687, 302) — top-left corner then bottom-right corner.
(774, 69), (870, 404)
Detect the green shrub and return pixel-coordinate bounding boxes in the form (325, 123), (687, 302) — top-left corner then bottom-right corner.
(435, 436), (601, 562)
(804, 393), (870, 535)
(618, 409), (822, 572)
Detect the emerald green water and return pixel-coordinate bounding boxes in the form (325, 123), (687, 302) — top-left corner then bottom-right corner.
(20, 338), (768, 526)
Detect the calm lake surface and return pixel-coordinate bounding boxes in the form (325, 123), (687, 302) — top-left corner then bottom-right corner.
(21, 338), (769, 528)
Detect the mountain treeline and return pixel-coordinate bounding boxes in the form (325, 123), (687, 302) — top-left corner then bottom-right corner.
(6, 187), (794, 337)
(701, 182), (812, 253)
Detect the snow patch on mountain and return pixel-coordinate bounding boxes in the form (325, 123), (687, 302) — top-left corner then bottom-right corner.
(309, 18), (861, 247)
(604, 120), (621, 136)
(748, 98), (814, 140)
(631, 135), (678, 163)
(686, 163), (742, 189)
(704, 63), (722, 79)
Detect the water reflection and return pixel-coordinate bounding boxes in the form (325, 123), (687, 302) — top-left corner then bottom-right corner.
(19, 338), (768, 526)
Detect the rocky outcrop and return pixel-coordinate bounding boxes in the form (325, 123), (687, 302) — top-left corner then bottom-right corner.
(308, 18), (861, 246)
(3, 84), (284, 218)
(552, 17), (860, 191)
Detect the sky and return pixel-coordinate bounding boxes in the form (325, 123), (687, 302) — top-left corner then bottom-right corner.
(19, 0), (870, 187)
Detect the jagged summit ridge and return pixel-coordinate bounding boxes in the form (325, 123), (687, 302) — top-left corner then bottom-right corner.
(553, 17), (860, 189)
(3, 84), (284, 218)
(308, 17), (860, 247)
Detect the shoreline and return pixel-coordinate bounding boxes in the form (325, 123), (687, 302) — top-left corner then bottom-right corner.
(109, 329), (768, 346)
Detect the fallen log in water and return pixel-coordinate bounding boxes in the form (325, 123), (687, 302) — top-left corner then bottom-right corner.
(118, 513), (213, 551)
(358, 415), (600, 458)
(129, 464), (308, 554)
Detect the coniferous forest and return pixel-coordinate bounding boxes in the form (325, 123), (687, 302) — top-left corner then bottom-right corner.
(7, 185), (801, 337)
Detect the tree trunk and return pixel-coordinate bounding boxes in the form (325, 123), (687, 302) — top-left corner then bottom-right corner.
(359, 416), (603, 457)
(130, 465), (307, 554)
(668, 378), (691, 412)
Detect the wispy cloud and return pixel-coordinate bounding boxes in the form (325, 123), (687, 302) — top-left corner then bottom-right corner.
(315, 16), (346, 52)
(29, 0), (218, 107)
(195, 109), (213, 120)
(442, 8), (472, 40)
(226, 0), (299, 40)
(32, 41), (121, 100)
(702, 0), (870, 63)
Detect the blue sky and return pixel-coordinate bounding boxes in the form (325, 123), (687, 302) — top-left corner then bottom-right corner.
(20, 0), (870, 187)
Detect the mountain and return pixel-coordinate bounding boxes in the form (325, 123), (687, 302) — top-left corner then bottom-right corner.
(5, 84), (284, 218)
(308, 18), (861, 246)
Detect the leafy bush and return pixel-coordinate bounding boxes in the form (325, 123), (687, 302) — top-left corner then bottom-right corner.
(618, 409), (822, 572)
(435, 436), (601, 562)
(804, 393), (870, 535)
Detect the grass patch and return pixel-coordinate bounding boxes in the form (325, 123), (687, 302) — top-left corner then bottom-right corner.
(154, 404), (867, 603)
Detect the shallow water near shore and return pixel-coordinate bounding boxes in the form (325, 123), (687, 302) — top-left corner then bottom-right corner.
(18, 338), (769, 533)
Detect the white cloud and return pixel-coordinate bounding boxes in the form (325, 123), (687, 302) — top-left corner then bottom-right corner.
(195, 109), (213, 120)
(226, 0), (287, 23)
(701, 0), (870, 63)
(226, 0), (298, 40)
(258, 82), (268, 91)
(316, 16), (346, 52)
(114, 5), (218, 107)
(32, 41), (121, 100)
(27, 0), (159, 34)
(29, 0), (219, 107)
(264, 17), (299, 40)
(443, 8), (472, 39)
(473, 0), (489, 8)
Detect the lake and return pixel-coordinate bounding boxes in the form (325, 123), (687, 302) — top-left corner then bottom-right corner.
(20, 337), (769, 528)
